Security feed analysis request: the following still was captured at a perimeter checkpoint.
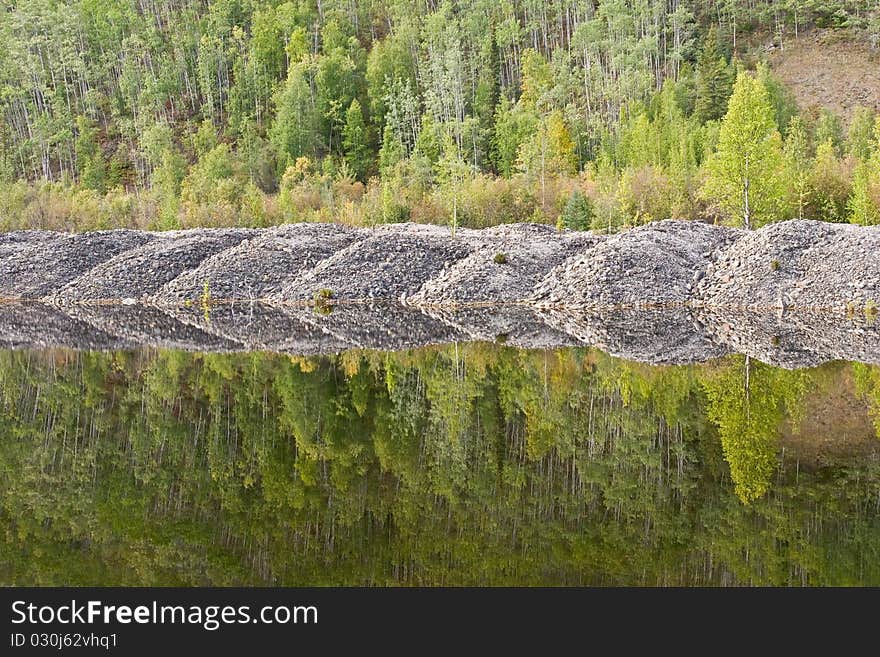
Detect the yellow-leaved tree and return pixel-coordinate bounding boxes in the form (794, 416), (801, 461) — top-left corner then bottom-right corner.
(702, 72), (787, 229)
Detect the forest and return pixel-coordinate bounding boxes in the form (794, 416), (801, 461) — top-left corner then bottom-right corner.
(1, 345), (880, 586)
(1, 0), (879, 232)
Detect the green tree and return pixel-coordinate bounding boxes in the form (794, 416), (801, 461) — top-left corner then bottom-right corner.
(365, 28), (418, 131)
(342, 99), (371, 181)
(377, 124), (405, 178)
(756, 64), (798, 136)
(693, 26), (733, 124)
(559, 190), (594, 230)
(848, 119), (880, 225)
(270, 63), (321, 170)
(783, 117), (811, 219)
(491, 97), (537, 177)
(814, 109), (844, 155)
(74, 116), (106, 192)
(192, 118), (218, 157)
(810, 139), (852, 222)
(847, 107), (877, 161)
(237, 121), (276, 192)
(702, 73), (786, 228)
(517, 111), (577, 206)
(436, 134), (470, 235)
(315, 24), (365, 154)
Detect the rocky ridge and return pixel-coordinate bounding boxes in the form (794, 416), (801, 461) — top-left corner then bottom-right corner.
(0, 219), (878, 368)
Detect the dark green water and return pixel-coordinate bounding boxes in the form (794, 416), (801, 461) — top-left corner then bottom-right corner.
(1, 345), (879, 586)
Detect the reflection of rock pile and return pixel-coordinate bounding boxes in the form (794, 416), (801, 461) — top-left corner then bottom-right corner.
(692, 307), (880, 369)
(1, 219), (879, 367)
(2, 300), (879, 369)
(538, 307), (732, 365)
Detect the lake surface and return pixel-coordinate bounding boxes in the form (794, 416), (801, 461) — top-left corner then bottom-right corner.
(1, 343), (879, 586)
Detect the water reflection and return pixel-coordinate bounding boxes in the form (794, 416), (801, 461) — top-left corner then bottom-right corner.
(2, 301), (880, 368)
(0, 345), (878, 585)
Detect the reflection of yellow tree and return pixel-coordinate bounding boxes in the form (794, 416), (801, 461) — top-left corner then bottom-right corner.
(702, 356), (808, 503)
(853, 363), (880, 438)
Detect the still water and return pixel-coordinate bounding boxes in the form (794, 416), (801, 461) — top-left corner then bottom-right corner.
(1, 344), (879, 586)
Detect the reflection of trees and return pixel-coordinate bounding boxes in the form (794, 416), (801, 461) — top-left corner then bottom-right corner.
(702, 356), (809, 503)
(853, 363), (880, 439)
(0, 347), (877, 586)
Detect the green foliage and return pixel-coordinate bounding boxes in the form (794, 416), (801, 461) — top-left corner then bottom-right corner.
(491, 97), (537, 178)
(702, 72), (786, 228)
(74, 116), (106, 193)
(378, 125), (405, 178)
(181, 143), (244, 206)
(848, 117), (880, 226)
(693, 26), (733, 124)
(815, 109), (844, 155)
(517, 111), (577, 179)
(810, 139), (852, 223)
(435, 134), (471, 233)
(365, 28), (418, 130)
(342, 99), (371, 181)
(756, 64), (799, 136)
(271, 63), (322, 169)
(192, 119), (219, 157)
(560, 190), (595, 230)
(237, 122), (276, 192)
(315, 21), (367, 154)
(849, 159), (880, 226)
(847, 107), (877, 161)
(519, 49), (553, 110)
(0, 0), (875, 234)
(783, 117), (811, 219)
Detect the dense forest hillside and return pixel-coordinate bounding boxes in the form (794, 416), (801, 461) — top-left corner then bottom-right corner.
(0, 0), (879, 232)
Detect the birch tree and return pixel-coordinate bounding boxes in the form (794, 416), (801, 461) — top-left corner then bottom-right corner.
(702, 72), (785, 228)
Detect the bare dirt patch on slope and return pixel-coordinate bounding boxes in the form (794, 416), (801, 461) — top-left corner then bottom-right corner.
(768, 29), (880, 123)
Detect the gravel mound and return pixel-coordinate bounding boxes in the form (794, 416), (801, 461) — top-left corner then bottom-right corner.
(51, 229), (255, 302)
(0, 230), (157, 299)
(158, 223), (359, 303)
(410, 224), (602, 304)
(272, 224), (478, 303)
(533, 220), (742, 307)
(2, 219), (880, 367)
(695, 220), (880, 311)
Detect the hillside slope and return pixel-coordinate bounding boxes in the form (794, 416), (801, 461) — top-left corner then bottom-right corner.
(769, 29), (880, 122)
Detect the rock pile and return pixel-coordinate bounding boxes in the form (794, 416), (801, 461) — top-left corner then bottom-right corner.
(532, 220), (742, 308)
(693, 220), (880, 312)
(1, 219), (879, 368)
